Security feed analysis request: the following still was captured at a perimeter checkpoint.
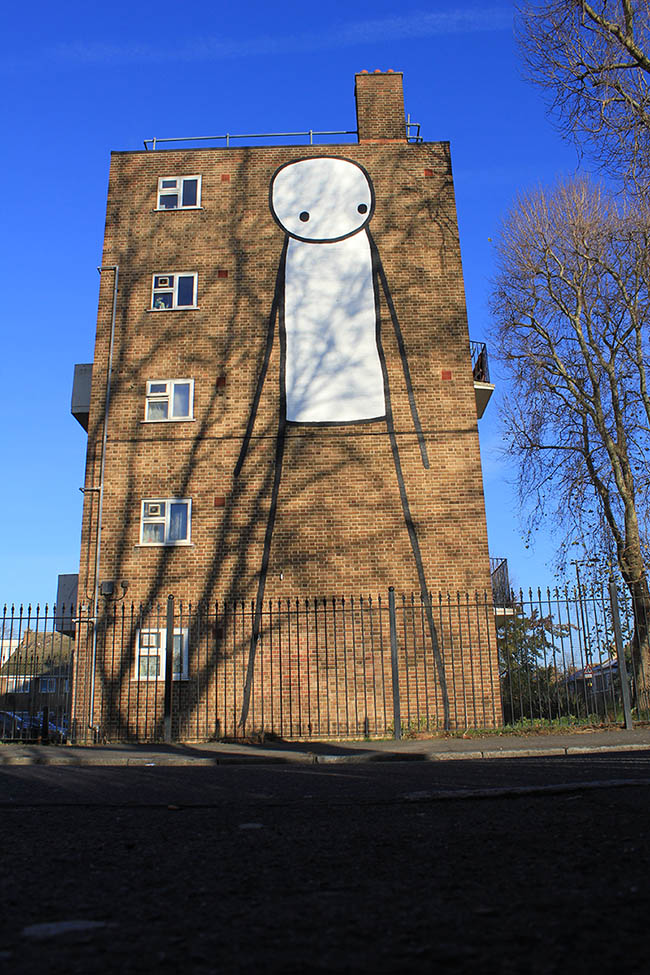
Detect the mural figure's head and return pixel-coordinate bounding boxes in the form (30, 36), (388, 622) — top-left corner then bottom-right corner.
(270, 157), (374, 243)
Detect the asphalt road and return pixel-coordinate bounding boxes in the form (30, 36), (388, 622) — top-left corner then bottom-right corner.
(2, 754), (650, 973)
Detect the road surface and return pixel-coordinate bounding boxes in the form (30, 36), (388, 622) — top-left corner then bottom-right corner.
(2, 753), (649, 973)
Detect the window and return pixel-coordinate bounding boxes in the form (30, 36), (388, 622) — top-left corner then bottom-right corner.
(145, 380), (194, 422)
(140, 499), (191, 545)
(151, 273), (197, 310)
(157, 176), (201, 210)
(40, 678), (57, 693)
(136, 628), (189, 680)
(6, 677), (31, 693)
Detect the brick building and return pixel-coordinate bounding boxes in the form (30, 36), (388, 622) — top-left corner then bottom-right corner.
(71, 72), (500, 742)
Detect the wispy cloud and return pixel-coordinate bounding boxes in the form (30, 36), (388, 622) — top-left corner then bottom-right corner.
(7, 8), (511, 70)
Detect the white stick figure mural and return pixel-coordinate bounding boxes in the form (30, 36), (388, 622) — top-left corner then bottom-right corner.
(236, 156), (449, 726)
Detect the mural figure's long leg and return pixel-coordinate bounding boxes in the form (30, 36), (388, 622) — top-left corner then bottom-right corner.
(386, 416), (449, 730)
(384, 415), (450, 729)
(235, 239), (287, 478)
(368, 231), (429, 470)
(370, 247), (450, 729)
(239, 413), (287, 728)
(239, 252), (289, 729)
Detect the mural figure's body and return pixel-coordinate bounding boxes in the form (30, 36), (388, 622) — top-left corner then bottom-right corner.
(284, 233), (384, 423)
(236, 157), (449, 726)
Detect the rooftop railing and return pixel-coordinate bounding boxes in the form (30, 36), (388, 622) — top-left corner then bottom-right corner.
(143, 117), (423, 150)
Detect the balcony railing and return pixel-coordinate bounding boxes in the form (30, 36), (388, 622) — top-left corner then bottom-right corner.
(490, 557), (513, 608)
(470, 341), (490, 383)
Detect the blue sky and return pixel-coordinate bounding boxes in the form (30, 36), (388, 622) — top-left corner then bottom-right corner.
(0, 1), (583, 606)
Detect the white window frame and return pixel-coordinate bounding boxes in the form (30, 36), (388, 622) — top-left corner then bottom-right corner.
(156, 175), (202, 211)
(144, 379), (194, 422)
(140, 498), (192, 546)
(6, 677), (31, 693)
(135, 627), (189, 681)
(40, 677), (57, 693)
(150, 273), (198, 311)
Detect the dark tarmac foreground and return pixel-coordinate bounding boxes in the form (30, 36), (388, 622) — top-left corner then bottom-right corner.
(2, 744), (650, 974)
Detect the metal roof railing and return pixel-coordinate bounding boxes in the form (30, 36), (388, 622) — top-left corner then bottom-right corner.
(143, 130), (358, 150)
(143, 117), (423, 150)
(406, 116), (422, 142)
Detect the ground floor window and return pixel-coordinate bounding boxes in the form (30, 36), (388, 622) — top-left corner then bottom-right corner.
(136, 628), (189, 680)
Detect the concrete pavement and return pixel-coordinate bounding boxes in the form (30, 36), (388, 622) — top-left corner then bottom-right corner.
(2, 725), (650, 765)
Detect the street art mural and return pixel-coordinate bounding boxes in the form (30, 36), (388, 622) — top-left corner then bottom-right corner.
(236, 156), (448, 725)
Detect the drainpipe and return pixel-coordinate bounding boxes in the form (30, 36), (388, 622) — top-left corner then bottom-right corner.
(88, 264), (119, 734)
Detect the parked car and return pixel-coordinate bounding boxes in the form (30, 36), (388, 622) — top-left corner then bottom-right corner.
(0, 709), (68, 742)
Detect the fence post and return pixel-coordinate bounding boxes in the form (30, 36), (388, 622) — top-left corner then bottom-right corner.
(41, 705), (49, 745)
(164, 595), (174, 743)
(388, 587), (402, 740)
(608, 581), (633, 730)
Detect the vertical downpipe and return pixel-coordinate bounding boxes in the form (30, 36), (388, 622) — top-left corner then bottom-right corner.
(88, 265), (119, 735)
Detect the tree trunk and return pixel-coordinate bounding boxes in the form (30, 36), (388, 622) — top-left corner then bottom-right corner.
(628, 576), (650, 713)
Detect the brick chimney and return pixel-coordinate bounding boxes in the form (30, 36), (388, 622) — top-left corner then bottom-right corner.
(355, 70), (407, 143)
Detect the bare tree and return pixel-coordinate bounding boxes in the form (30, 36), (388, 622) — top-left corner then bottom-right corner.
(490, 177), (650, 698)
(517, 1), (650, 190)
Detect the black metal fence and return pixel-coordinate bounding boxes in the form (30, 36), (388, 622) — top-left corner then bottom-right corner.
(70, 591), (500, 742)
(0, 604), (73, 743)
(1, 582), (648, 743)
(497, 583), (648, 726)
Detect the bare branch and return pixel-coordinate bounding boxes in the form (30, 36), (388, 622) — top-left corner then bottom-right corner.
(517, 1), (650, 191)
(490, 177), (650, 597)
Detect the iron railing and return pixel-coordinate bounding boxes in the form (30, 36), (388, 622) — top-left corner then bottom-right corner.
(498, 584), (649, 726)
(1, 582), (647, 743)
(490, 557), (512, 607)
(0, 604), (73, 743)
(144, 130), (358, 150)
(143, 118), (424, 151)
(470, 341), (490, 383)
(70, 591), (500, 742)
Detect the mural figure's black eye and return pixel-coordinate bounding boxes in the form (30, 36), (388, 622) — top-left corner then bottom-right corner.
(299, 211), (310, 222)
(357, 203), (368, 214)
